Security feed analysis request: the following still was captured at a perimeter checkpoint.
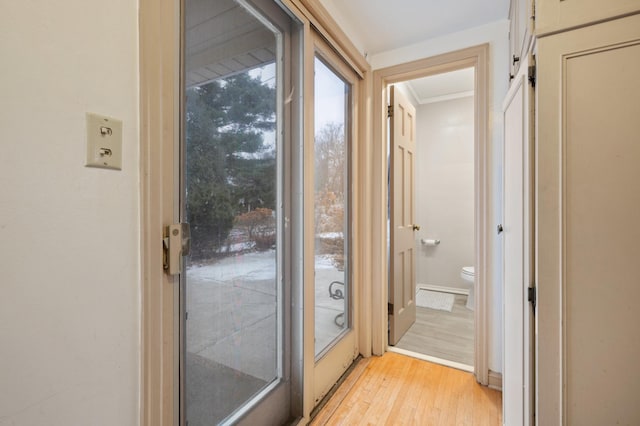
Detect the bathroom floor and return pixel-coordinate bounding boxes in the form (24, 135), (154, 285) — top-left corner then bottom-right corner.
(393, 293), (474, 366)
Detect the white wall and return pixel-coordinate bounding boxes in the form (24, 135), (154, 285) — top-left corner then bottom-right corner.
(371, 20), (509, 373)
(415, 97), (474, 290)
(0, 1), (140, 425)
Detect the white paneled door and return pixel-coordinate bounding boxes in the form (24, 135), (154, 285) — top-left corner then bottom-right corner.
(389, 85), (418, 345)
(537, 14), (640, 425)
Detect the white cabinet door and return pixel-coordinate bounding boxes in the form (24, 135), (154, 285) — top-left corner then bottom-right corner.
(536, 0), (640, 36)
(537, 14), (640, 425)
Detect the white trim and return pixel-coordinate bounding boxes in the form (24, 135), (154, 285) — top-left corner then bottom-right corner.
(387, 347), (474, 373)
(419, 90), (474, 104)
(404, 80), (474, 105)
(371, 44), (490, 385)
(417, 283), (469, 296)
(403, 81), (421, 106)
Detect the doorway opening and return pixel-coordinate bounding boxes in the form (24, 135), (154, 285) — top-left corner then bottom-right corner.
(371, 44), (490, 384)
(387, 69), (476, 372)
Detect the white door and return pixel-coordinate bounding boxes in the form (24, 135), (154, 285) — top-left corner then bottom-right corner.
(388, 85), (418, 346)
(502, 54), (534, 426)
(537, 14), (640, 425)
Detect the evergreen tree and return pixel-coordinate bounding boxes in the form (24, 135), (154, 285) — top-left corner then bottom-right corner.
(185, 71), (276, 258)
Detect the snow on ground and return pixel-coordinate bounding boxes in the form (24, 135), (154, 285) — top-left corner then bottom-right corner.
(188, 250), (341, 278)
(188, 250), (276, 282)
(317, 232), (344, 239)
(315, 254), (338, 270)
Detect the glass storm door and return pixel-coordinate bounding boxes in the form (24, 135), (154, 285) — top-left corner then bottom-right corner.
(310, 34), (359, 406)
(181, 0), (297, 424)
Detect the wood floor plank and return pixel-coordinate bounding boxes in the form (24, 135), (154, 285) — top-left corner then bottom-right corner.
(311, 357), (372, 425)
(310, 352), (501, 426)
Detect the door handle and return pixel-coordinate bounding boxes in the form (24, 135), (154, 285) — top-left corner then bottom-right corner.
(497, 224), (503, 234)
(163, 223), (191, 275)
(412, 224), (421, 231)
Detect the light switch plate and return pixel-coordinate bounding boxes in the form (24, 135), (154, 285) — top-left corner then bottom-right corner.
(86, 112), (122, 170)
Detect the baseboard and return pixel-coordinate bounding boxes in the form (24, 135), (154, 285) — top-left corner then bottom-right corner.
(488, 370), (502, 391)
(417, 283), (469, 296)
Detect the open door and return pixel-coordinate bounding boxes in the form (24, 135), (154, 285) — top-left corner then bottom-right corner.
(389, 86), (418, 345)
(502, 54), (534, 425)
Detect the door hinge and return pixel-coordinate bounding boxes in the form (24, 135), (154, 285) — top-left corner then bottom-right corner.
(528, 65), (536, 88)
(528, 287), (536, 310)
(387, 104), (393, 118)
(388, 303), (394, 315)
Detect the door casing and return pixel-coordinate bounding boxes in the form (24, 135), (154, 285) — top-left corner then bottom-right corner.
(371, 44), (491, 384)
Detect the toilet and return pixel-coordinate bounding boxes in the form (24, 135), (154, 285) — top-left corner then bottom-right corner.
(460, 266), (475, 310)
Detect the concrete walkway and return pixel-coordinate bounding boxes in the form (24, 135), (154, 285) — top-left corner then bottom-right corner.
(185, 250), (346, 423)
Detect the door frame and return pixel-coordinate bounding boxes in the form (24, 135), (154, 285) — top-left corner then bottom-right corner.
(371, 44), (491, 384)
(140, 0), (181, 423)
(139, 0), (372, 424)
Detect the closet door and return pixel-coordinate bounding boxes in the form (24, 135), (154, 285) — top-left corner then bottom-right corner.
(537, 14), (640, 425)
(502, 54), (534, 426)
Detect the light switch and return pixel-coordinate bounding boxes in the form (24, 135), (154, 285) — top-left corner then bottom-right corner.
(86, 113), (122, 170)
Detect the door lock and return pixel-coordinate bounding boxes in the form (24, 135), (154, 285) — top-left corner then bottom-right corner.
(163, 223), (191, 275)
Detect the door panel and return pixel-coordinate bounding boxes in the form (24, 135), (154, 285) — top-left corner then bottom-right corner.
(182, 0), (296, 424)
(502, 55), (534, 426)
(313, 56), (349, 358)
(536, 0), (639, 36)
(537, 14), (640, 425)
(389, 86), (417, 345)
(310, 35), (359, 407)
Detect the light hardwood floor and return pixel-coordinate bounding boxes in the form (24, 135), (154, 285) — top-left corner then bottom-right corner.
(310, 352), (501, 425)
(393, 294), (474, 366)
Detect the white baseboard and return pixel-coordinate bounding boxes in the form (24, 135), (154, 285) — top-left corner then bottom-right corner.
(417, 283), (469, 296)
(488, 370), (502, 391)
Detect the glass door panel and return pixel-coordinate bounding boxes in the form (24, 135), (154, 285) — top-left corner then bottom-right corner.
(182, 0), (294, 424)
(313, 57), (350, 358)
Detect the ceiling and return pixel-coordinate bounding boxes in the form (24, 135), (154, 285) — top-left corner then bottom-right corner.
(318, 0), (506, 101)
(319, 0), (509, 55)
(403, 67), (475, 104)
(184, 0), (507, 97)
